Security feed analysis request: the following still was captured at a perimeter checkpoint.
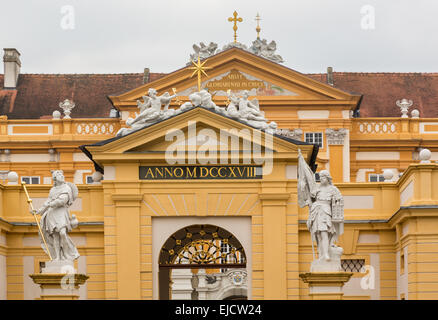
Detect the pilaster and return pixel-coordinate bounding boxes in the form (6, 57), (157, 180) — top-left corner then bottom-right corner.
(326, 128), (347, 183)
(111, 193), (143, 299)
(259, 192), (289, 299)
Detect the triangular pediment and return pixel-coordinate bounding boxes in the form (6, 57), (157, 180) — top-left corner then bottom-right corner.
(108, 48), (360, 109)
(82, 107), (316, 171)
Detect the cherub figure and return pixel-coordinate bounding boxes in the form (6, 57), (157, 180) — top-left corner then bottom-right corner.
(190, 42), (218, 61)
(226, 90), (266, 122)
(198, 89), (217, 109)
(249, 38), (284, 63)
(116, 88), (177, 136)
(180, 92), (202, 111)
(129, 88), (176, 127)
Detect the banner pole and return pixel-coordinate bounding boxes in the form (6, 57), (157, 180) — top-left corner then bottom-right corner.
(22, 182), (52, 261)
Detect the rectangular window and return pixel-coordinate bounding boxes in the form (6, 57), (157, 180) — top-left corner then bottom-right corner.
(86, 175), (103, 184)
(369, 174), (385, 182)
(315, 172), (321, 182)
(400, 253), (405, 275)
(21, 176), (40, 184)
(305, 132), (323, 148)
(221, 242), (231, 272)
(341, 259), (365, 272)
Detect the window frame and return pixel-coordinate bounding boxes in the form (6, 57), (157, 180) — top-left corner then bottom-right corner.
(85, 175), (94, 184)
(339, 255), (370, 278)
(305, 132), (324, 148)
(21, 176), (40, 185)
(368, 173), (385, 182)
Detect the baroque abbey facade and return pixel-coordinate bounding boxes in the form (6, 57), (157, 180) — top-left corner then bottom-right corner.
(1, 44), (438, 300)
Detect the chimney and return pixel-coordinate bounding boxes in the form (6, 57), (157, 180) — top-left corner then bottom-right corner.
(143, 67), (150, 84)
(327, 66), (334, 86)
(3, 48), (21, 89)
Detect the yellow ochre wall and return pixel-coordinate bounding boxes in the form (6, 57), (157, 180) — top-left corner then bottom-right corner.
(2, 155), (438, 299)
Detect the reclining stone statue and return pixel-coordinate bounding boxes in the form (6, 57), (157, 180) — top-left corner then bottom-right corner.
(225, 90), (277, 133)
(117, 88), (177, 136)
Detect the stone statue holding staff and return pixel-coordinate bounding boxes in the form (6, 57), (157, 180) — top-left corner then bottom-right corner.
(298, 149), (345, 271)
(31, 170), (80, 262)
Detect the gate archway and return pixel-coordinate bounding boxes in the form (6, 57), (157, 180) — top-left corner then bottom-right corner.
(158, 224), (247, 300)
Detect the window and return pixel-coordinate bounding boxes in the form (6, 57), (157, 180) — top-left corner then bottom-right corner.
(341, 259), (365, 272)
(221, 242), (231, 272)
(369, 174), (385, 182)
(21, 176), (40, 184)
(305, 132), (323, 148)
(315, 172), (321, 182)
(400, 253), (405, 275)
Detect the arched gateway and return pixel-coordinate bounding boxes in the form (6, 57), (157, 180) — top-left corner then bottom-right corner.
(158, 224), (247, 300)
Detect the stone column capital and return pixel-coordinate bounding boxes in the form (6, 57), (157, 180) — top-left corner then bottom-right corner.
(275, 128), (303, 141)
(111, 194), (143, 207)
(259, 192), (290, 207)
(299, 272), (353, 300)
(325, 128), (347, 145)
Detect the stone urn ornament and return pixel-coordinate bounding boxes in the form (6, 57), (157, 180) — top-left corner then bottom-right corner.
(396, 99), (413, 118)
(59, 99), (75, 119)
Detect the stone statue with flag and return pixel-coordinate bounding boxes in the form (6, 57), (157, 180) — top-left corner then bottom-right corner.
(298, 149), (345, 272)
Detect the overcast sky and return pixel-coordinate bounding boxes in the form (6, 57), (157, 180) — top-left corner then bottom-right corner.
(1, 0), (437, 74)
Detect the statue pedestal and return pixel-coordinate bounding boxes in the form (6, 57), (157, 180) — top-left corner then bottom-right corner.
(299, 272), (352, 300)
(29, 260), (89, 300)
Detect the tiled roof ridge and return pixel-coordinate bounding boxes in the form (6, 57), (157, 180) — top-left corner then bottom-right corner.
(306, 71), (438, 76)
(20, 73), (143, 76)
(0, 72), (167, 78)
(2, 71), (437, 78)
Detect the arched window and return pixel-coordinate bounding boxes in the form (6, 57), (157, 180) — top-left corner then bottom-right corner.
(159, 224), (246, 267)
(158, 224), (246, 300)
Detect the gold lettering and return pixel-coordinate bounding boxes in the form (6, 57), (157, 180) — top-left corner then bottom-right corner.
(186, 167), (197, 178)
(200, 167), (209, 178)
(209, 167), (218, 178)
(174, 167), (183, 178)
(229, 167), (237, 178)
(202, 70), (266, 92)
(218, 167), (227, 178)
(164, 167), (173, 178)
(145, 168), (154, 179)
(142, 165), (263, 179)
(155, 167), (164, 178)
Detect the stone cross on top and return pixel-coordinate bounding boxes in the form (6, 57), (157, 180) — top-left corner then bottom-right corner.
(255, 13), (261, 39)
(228, 11), (243, 43)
